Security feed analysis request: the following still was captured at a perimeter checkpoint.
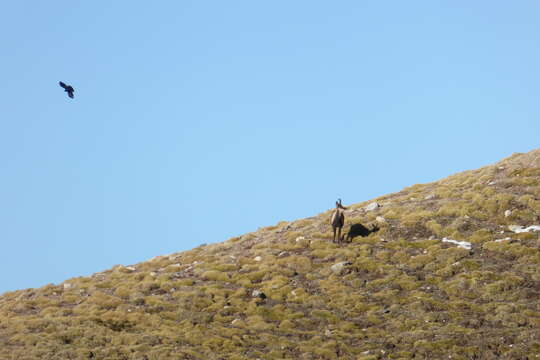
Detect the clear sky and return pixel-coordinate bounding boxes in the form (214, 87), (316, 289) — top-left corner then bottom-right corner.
(1, 2), (539, 294)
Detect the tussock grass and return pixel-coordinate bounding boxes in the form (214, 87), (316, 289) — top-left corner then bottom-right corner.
(1, 150), (540, 359)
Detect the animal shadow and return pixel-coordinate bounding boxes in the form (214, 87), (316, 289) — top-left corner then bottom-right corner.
(346, 223), (379, 242)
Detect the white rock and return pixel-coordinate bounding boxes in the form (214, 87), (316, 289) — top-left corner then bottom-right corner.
(509, 225), (540, 233)
(376, 216), (386, 223)
(254, 256), (262, 262)
(295, 236), (306, 242)
(525, 225), (540, 232)
(442, 238), (472, 250)
(278, 251), (289, 258)
(365, 202), (380, 211)
(252, 290), (266, 298)
(125, 266), (137, 272)
(150, 271), (158, 277)
(495, 238), (512, 243)
(425, 194), (436, 200)
(488, 181), (497, 186)
(63, 283), (73, 290)
(504, 210), (512, 217)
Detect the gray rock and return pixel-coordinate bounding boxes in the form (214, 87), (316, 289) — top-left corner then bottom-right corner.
(365, 202), (380, 211)
(331, 261), (352, 275)
(424, 194), (436, 200)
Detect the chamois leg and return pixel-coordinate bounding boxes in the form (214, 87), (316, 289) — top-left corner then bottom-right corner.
(337, 227), (342, 244)
(332, 227), (337, 243)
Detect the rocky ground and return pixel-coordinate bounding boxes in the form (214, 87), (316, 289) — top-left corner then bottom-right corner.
(0, 150), (539, 359)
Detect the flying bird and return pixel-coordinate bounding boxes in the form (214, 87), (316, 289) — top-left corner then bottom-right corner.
(59, 81), (75, 98)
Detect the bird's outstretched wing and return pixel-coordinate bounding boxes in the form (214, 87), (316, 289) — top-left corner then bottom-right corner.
(59, 81), (75, 98)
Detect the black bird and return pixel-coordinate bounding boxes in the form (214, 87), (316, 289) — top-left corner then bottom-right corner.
(59, 81), (75, 98)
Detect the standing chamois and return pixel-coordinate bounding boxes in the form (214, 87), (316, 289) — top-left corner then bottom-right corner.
(331, 199), (347, 243)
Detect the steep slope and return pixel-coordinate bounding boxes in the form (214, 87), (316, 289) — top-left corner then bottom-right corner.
(1, 150), (539, 359)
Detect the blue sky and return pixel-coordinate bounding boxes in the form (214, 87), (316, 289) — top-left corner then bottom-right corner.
(1, 2), (539, 294)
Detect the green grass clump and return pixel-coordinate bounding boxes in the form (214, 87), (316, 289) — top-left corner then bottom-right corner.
(201, 270), (230, 282)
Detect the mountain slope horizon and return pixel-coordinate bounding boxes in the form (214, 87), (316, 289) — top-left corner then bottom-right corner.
(1, 149), (539, 359)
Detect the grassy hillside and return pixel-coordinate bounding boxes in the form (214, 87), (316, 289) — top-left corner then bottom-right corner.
(1, 150), (539, 360)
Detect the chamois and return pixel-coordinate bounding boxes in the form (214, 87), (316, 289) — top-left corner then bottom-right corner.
(331, 199), (347, 243)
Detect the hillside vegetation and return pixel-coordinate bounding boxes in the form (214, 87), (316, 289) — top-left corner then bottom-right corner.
(1, 150), (539, 359)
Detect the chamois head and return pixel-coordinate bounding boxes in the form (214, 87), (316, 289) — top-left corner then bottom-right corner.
(336, 199), (346, 209)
